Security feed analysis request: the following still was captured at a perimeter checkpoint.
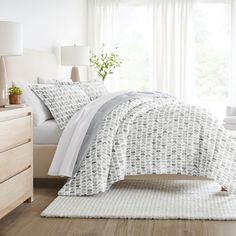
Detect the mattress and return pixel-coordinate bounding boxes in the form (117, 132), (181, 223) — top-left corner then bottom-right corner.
(33, 120), (62, 145)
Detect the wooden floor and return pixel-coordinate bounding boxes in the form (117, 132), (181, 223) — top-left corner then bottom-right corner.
(1, 187), (236, 236)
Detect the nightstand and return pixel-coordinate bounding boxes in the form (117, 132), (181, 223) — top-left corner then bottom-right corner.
(0, 107), (33, 219)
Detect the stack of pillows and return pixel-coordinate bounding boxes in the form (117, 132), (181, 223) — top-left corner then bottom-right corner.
(13, 78), (108, 129)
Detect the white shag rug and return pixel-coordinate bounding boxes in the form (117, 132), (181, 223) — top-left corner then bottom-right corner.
(41, 180), (236, 220)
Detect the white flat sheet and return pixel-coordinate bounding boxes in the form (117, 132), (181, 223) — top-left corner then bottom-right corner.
(33, 119), (62, 145)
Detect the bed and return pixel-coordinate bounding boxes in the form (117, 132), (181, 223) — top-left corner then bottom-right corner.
(33, 120), (61, 178)
(6, 49), (236, 197)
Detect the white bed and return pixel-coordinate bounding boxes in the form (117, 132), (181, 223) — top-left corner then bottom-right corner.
(33, 120), (62, 178)
(33, 120), (63, 178)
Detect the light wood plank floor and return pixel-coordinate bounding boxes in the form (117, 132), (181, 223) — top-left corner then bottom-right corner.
(1, 187), (236, 236)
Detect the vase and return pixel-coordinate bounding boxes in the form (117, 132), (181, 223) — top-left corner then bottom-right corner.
(9, 95), (21, 105)
(0, 57), (8, 107)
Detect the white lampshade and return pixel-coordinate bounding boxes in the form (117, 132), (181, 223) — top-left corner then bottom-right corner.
(61, 45), (89, 66)
(0, 21), (23, 56)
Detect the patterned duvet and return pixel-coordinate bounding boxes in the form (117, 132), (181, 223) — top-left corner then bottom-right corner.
(58, 93), (236, 196)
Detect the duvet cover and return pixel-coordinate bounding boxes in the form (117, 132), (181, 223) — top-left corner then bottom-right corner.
(49, 91), (236, 196)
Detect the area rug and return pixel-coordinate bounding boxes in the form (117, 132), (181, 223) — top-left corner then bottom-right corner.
(41, 180), (236, 220)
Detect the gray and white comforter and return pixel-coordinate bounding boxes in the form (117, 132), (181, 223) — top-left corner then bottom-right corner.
(49, 91), (236, 196)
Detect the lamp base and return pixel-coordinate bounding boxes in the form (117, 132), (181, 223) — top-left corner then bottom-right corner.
(70, 66), (80, 82)
(0, 57), (8, 107)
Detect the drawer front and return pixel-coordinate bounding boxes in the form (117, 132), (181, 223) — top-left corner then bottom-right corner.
(0, 142), (32, 183)
(0, 116), (31, 152)
(0, 168), (33, 219)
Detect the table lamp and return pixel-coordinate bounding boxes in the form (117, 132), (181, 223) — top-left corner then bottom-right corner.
(61, 45), (89, 82)
(0, 21), (23, 107)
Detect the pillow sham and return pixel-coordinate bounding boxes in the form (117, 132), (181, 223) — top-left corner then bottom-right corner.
(13, 81), (53, 126)
(30, 85), (90, 129)
(57, 80), (108, 101)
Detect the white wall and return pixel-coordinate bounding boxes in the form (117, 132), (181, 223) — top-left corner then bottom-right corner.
(0, 0), (88, 80)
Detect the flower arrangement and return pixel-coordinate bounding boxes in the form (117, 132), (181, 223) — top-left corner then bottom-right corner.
(90, 44), (123, 81)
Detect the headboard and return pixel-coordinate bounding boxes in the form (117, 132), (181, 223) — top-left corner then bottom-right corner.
(5, 49), (58, 86)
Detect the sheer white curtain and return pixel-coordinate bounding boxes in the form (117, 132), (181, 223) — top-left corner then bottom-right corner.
(88, 0), (195, 100)
(149, 0), (195, 102)
(87, 0), (120, 90)
(229, 0), (236, 108)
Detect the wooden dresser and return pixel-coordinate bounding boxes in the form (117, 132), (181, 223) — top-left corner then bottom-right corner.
(0, 107), (33, 219)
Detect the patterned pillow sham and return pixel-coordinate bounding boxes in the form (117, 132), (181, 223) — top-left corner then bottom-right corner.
(57, 80), (108, 101)
(30, 85), (90, 129)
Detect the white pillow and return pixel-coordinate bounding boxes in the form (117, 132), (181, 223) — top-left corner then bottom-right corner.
(37, 77), (70, 84)
(37, 77), (56, 84)
(30, 85), (90, 129)
(13, 81), (53, 126)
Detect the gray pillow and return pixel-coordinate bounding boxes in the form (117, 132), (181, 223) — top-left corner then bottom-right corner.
(30, 85), (90, 129)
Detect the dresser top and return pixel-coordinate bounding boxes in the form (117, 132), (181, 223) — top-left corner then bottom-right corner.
(0, 107), (23, 112)
(0, 106), (32, 121)
(0, 104), (28, 112)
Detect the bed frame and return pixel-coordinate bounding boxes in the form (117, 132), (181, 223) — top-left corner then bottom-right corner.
(6, 49), (226, 190)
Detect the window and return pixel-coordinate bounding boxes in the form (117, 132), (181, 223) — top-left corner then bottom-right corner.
(118, 3), (150, 91)
(194, 1), (231, 120)
(117, 0), (231, 119)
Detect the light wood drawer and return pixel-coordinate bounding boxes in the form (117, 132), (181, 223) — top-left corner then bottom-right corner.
(0, 168), (32, 219)
(0, 116), (31, 152)
(0, 142), (32, 183)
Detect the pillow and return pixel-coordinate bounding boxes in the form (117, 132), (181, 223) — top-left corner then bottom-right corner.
(30, 85), (90, 129)
(57, 80), (108, 101)
(13, 81), (53, 126)
(37, 77), (70, 85)
(37, 77), (56, 85)
(80, 80), (108, 101)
